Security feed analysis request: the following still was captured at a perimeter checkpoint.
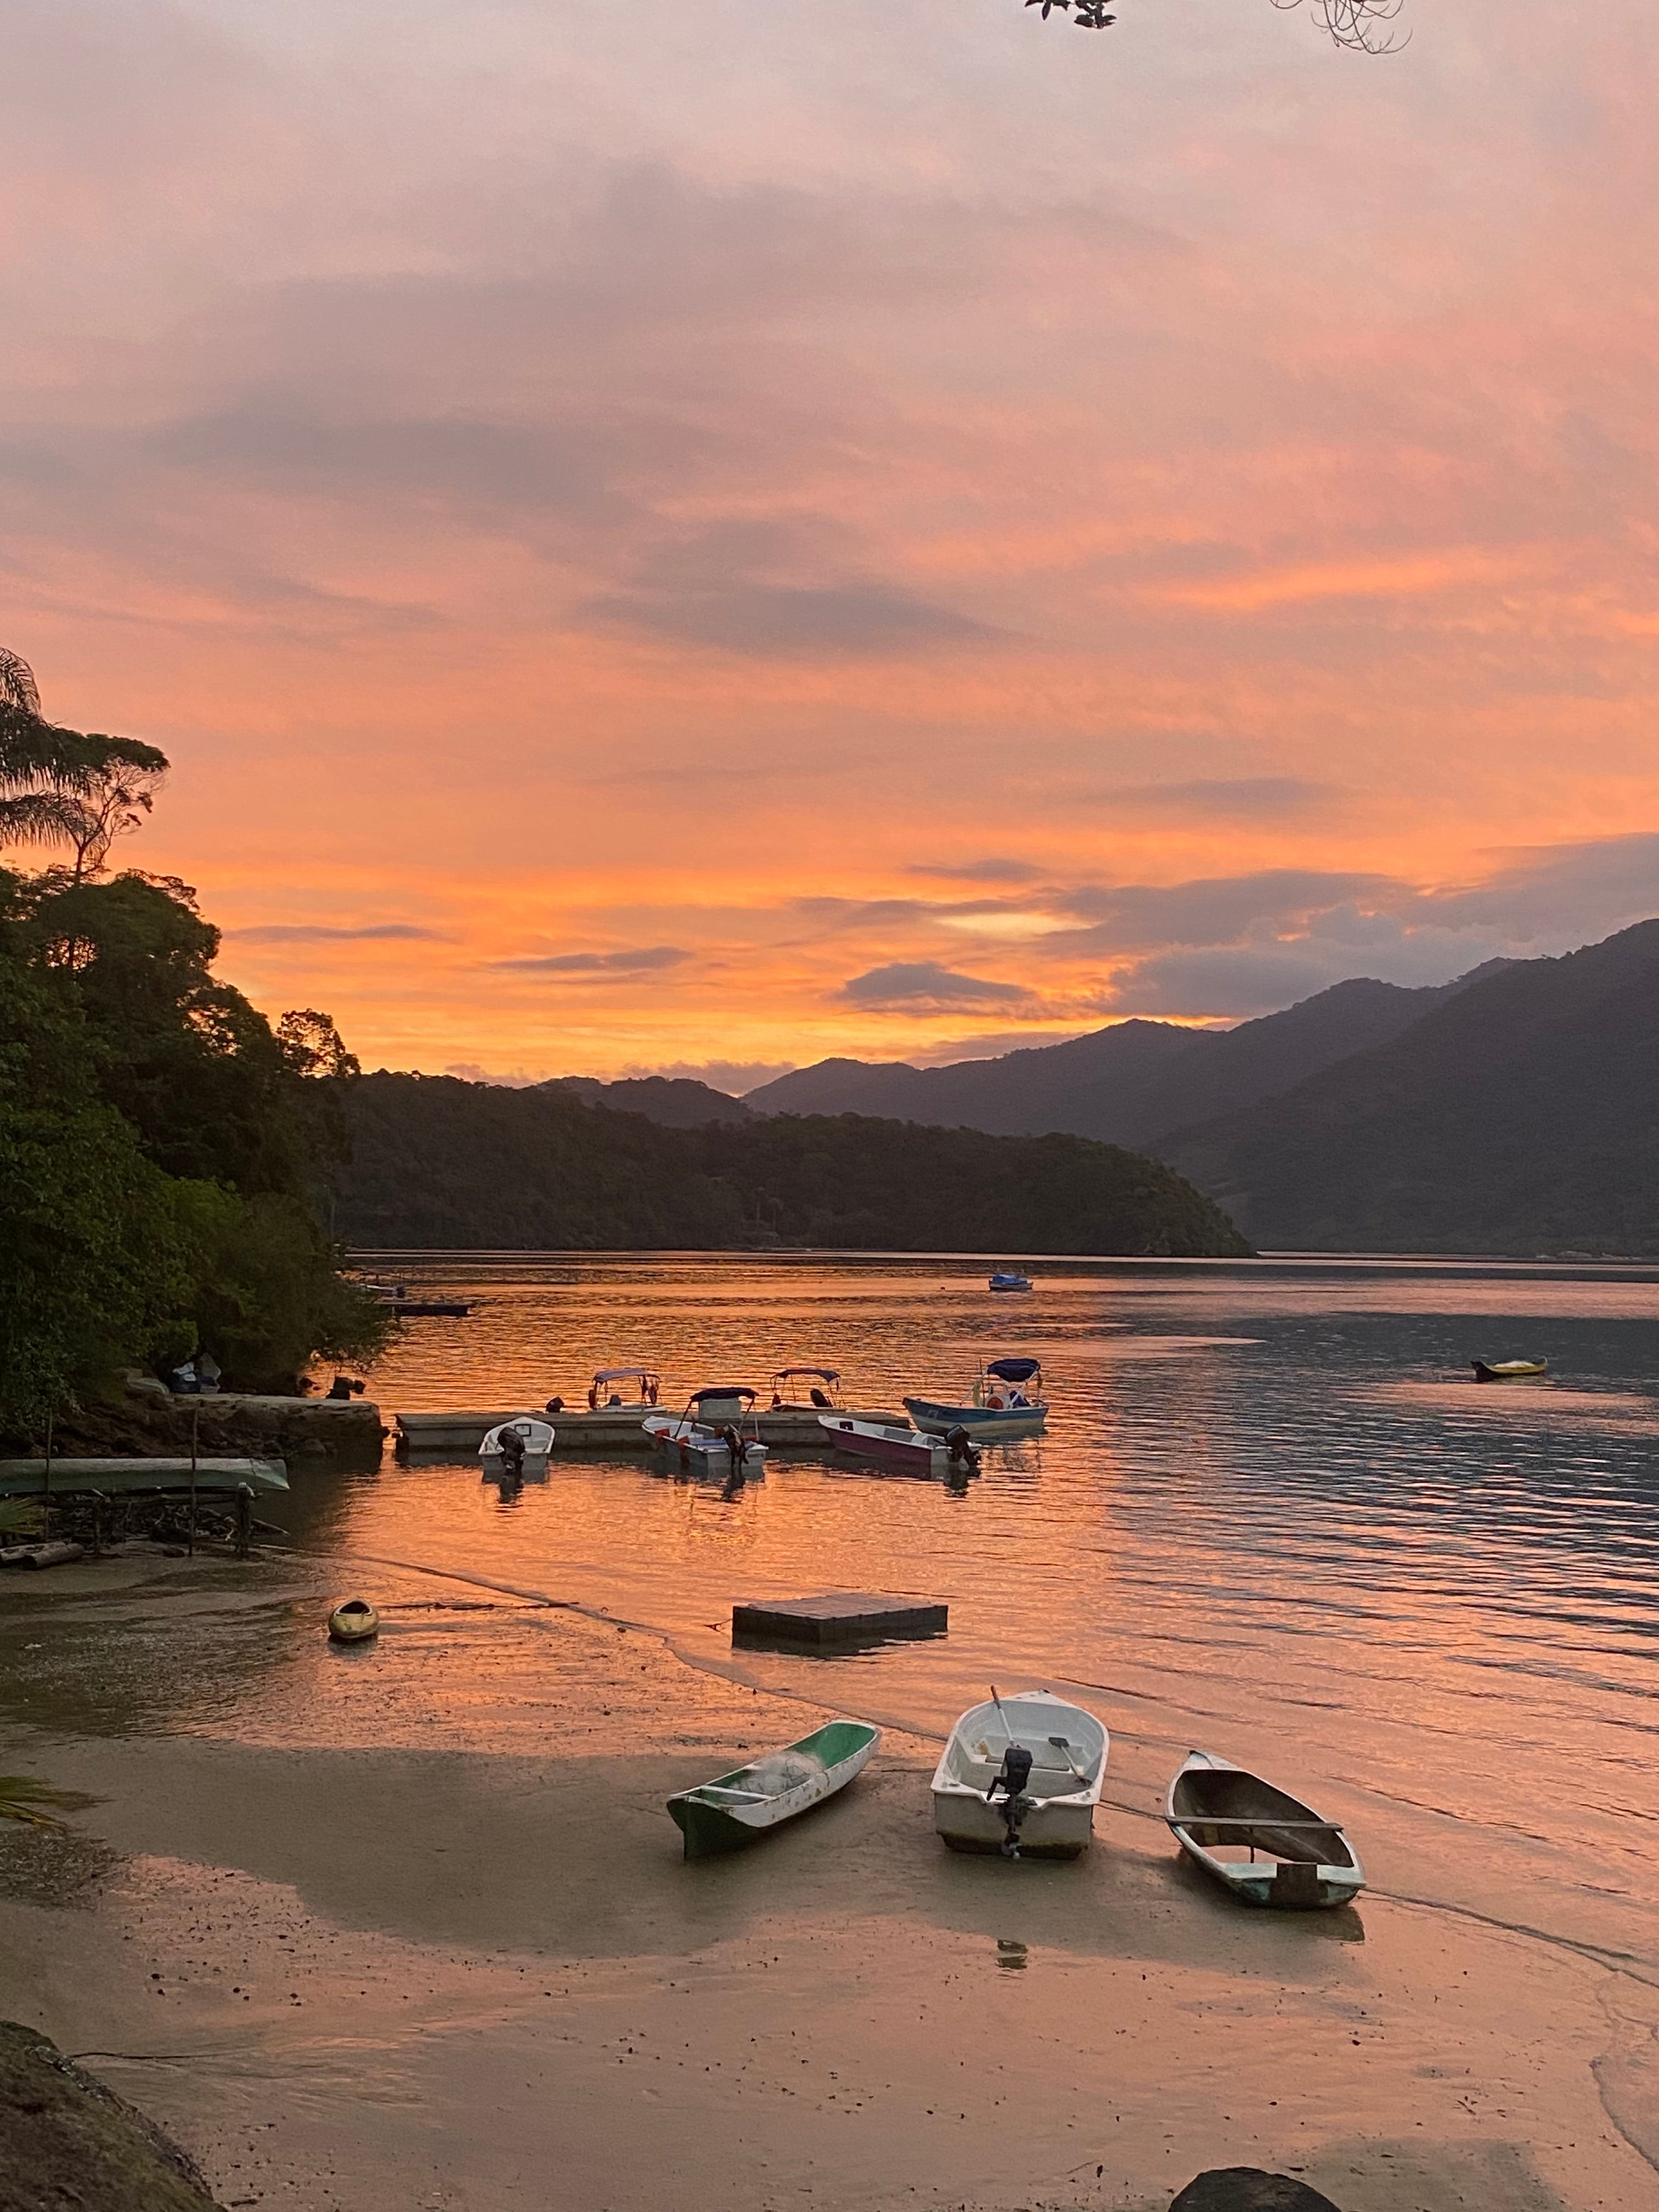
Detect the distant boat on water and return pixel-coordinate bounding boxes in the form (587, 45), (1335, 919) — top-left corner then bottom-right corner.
(989, 1270), (1032, 1293)
(1471, 1357), (1548, 1381)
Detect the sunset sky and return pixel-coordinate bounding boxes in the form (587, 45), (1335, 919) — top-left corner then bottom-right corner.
(5, 0), (1657, 1086)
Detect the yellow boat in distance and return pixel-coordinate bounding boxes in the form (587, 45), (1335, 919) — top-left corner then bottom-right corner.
(1471, 1357), (1548, 1382)
(328, 1598), (380, 1643)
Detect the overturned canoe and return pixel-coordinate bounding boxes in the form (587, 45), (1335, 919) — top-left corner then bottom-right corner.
(667, 1719), (880, 1859)
(1472, 1358), (1548, 1382)
(328, 1598), (380, 1643)
(1165, 1750), (1363, 1909)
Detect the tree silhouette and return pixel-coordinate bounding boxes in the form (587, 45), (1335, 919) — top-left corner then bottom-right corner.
(1030, 0), (1406, 44)
(0, 648), (168, 878)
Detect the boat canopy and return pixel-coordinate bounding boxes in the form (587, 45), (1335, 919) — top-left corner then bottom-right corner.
(771, 1367), (840, 1384)
(985, 1357), (1042, 1384)
(690, 1385), (757, 1403)
(594, 1367), (658, 1384)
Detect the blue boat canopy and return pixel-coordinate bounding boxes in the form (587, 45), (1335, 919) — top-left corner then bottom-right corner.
(771, 1367), (840, 1383)
(985, 1357), (1041, 1383)
(594, 1367), (657, 1384)
(690, 1384), (757, 1403)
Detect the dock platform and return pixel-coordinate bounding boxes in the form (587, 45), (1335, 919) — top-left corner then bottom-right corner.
(396, 1408), (907, 1454)
(731, 1590), (948, 1651)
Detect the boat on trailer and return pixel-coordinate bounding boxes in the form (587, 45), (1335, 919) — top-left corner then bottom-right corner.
(818, 1415), (978, 1476)
(1471, 1357), (1548, 1382)
(932, 1689), (1107, 1858)
(1165, 1750), (1364, 1909)
(905, 1357), (1048, 1439)
(643, 1387), (768, 1475)
(667, 1719), (881, 1859)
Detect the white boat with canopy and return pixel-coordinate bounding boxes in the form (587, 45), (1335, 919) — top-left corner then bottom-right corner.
(932, 1689), (1108, 1858)
(584, 1367), (662, 1411)
(643, 1387), (768, 1475)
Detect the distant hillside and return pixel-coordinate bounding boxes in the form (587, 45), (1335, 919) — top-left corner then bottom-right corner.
(745, 976), (1476, 1146)
(543, 1075), (751, 1126)
(338, 1075), (1250, 1255)
(1158, 922), (1659, 1253)
(746, 1019), (1199, 1141)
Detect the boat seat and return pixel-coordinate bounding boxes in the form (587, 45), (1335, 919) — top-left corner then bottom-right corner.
(697, 1786), (770, 1803)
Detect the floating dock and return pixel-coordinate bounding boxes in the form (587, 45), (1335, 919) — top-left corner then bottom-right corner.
(0, 1458), (289, 1498)
(396, 1407), (907, 1454)
(731, 1590), (949, 1651)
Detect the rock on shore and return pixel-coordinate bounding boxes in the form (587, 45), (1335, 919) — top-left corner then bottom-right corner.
(0, 2021), (225, 2212)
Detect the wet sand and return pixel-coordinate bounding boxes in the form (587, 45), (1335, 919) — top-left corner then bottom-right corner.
(2, 1549), (1655, 2212)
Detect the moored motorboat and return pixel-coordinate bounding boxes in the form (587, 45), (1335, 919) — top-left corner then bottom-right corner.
(770, 1366), (844, 1411)
(585, 1367), (662, 1412)
(932, 1689), (1107, 1858)
(667, 1719), (881, 1859)
(479, 1416), (556, 1459)
(989, 1271), (1033, 1293)
(328, 1598), (380, 1643)
(1165, 1750), (1363, 1909)
(1472, 1357), (1548, 1382)
(905, 1357), (1048, 1439)
(818, 1414), (978, 1477)
(643, 1387), (768, 1475)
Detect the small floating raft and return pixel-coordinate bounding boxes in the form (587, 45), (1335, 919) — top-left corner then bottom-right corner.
(328, 1598), (380, 1643)
(1472, 1358), (1548, 1382)
(1165, 1750), (1363, 1909)
(667, 1719), (880, 1859)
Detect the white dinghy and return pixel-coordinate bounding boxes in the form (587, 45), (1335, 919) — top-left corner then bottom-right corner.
(479, 1416), (556, 1464)
(1165, 1750), (1364, 1909)
(932, 1688), (1108, 1859)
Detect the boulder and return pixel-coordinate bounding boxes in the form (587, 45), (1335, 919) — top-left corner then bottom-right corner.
(0, 2021), (224, 2212)
(1170, 2172), (1343, 2212)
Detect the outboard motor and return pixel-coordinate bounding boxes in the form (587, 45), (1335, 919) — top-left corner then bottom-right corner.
(721, 1424), (747, 1470)
(986, 1742), (1035, 1858)
(945, 1425), (979, 1471)
(544, 1396), (565, 1415)
(498, 1425), (527, 1490)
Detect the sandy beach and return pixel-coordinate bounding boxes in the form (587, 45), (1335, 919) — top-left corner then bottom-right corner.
(3, 1538), (1654, 2212)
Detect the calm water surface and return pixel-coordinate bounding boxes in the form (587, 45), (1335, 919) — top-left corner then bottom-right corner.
(272, 1254), (1657, 1975)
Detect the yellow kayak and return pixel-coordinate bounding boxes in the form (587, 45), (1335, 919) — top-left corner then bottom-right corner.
(1472, 1358), (1548, 1382)
(328, 1598), (380, 1642)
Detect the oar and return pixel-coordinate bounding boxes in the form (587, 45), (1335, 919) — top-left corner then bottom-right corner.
(990, 1684), (1014, 1743)
(1047, 1734), (1091, 1787)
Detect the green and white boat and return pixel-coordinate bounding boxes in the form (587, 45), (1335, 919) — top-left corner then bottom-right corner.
(667, 1719), (881, 1860)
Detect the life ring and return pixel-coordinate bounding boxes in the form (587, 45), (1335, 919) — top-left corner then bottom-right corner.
(987, 1393), (1005, 1410)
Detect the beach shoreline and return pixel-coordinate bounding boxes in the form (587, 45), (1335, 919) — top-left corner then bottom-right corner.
(3, 1547), (1654, 2212)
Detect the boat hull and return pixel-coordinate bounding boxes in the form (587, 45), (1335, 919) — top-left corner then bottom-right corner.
(328, 1601), (380, 1643)
(819, 1415), (948, 1474)
(1472, 1359), (1547, 1382)
(668, 1720), (879, 1860)
(932, 1792), (1096, 1858)
(904, 1397), (1047, 1438)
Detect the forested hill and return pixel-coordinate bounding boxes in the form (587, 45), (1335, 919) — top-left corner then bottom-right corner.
(1158, 921), (1659, 1253)
(338, 1075), (1251, 1256)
